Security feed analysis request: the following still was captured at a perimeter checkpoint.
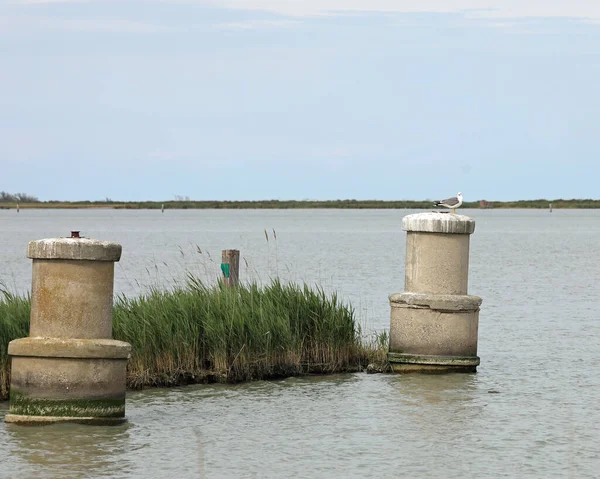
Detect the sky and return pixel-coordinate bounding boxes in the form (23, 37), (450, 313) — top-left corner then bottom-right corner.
(1, 0), (599, 202)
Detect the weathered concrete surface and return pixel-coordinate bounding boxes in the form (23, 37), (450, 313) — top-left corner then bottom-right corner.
(9, 356), (128, 402)
(389, 292), (482, 311)
(388, 212), (481, 373)
(390, 304), (479, 356)
(28, 238), (122, 262)
(8, 338), (131, 359)
(29, 260), (115, 339)
(404, 231), (470, 295)
(7, 236), (130, 425)
(402, 212), (475, 234)
(387, 352), (480, 366)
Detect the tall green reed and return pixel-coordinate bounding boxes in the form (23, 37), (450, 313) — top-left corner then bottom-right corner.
(114, 277), (365, 389)
(0, 277), (387, 399)
(0, 288), (30, 398)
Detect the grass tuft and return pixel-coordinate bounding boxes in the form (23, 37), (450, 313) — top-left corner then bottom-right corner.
(0, 287), (31, 398)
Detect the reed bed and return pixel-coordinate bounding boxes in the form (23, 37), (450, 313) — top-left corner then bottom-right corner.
(0, 290), (30, 398)
(0, 279), (388, 399)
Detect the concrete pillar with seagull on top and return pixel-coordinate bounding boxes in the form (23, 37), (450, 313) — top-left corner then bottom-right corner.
(388, 212), (482, 373)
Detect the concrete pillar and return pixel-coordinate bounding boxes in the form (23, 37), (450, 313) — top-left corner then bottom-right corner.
(5, 234), (131, 425)
(388, 213), (482, 373)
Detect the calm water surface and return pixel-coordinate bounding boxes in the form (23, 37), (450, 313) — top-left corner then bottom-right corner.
(1, 209), (599, 478)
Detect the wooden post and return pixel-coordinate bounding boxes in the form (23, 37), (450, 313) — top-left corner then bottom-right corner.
(221, 249), (240, 287)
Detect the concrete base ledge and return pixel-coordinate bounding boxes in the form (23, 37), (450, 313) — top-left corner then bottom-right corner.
(389, 292), (482, 312)
(390, 363), (477, 373)
(4, 414), (127, 426)
(388, 352), (480, 366)
(8, 338), (131, 359)
(388, 352), (479, 373)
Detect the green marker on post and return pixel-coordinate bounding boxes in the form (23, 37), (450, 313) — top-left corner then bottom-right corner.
(221, 263), (230, 278)
(221, 250), (240, 288)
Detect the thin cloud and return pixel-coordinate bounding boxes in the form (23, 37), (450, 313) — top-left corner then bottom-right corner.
(214, 19), (302, 30)
(0, 15), (174, 33)
(13, 0), (89, 4)
(11, 0), (600, 20)
(175, 0), (600, 20)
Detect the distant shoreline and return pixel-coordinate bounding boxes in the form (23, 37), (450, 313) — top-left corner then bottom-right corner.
(1, 199), (599, 209)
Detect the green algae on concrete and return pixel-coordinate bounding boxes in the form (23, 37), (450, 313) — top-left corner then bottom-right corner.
(387, 352), (479, 373)
(9, 390), (125, 418)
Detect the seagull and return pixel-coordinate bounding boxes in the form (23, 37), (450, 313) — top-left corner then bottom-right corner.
(434, 192), (463, 214)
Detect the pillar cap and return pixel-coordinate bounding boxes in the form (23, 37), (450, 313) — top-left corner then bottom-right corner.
(402, 212), (475, 234)
(27, 238), (122, 261)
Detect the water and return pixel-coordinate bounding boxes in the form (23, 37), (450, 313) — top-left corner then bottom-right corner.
(1, 208), (599, 478)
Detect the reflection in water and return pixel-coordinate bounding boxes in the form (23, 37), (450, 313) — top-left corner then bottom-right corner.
(394, 372), (480, 406)
(4, 422), (132, 479)
(389, 374), (486, 457)
(393, 373), (484, 421)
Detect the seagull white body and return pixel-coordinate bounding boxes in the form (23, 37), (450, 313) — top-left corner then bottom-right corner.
(434, 192), (463, 214)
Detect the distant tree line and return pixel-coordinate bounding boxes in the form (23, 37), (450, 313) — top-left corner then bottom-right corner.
(1, 192), (600, 209)
(0, 191), (39, 203)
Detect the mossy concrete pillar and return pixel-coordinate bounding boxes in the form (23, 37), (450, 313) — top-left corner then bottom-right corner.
(388, 213), (482, 373)
(5, 235), (131, 425)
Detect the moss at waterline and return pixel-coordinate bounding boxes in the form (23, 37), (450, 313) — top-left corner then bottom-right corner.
(0, 280), (389, 400)
(9, 390), (125, 418)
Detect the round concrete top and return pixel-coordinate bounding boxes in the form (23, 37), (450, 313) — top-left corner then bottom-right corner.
(402, 212), (475, 234)
(27, 238), (122, 261)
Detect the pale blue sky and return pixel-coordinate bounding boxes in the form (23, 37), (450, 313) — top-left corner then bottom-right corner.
(1, 1), (599, 201)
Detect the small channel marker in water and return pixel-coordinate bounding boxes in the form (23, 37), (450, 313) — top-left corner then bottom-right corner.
(388, 212), (482, 373)
(5, 232), (132, 425)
